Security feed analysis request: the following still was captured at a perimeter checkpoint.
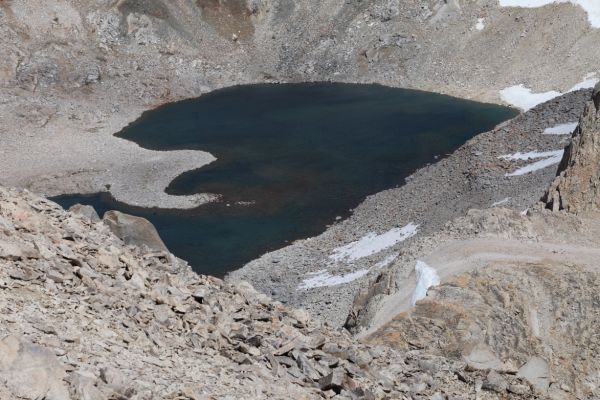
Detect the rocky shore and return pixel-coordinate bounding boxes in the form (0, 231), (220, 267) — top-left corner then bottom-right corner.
(229, 88), (592, 327)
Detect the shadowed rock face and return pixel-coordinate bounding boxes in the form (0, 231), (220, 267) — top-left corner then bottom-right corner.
(545, 83), (600, 212)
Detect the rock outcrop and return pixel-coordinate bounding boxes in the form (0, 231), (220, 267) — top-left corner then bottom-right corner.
(545, 83), (600, 212)
(68, 204), (100, 223)
(366, 260), (600, 399)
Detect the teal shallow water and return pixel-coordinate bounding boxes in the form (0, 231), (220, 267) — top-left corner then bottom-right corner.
(53, 83), (516, 276)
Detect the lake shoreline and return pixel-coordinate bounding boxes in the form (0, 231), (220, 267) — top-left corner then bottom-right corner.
(0, 74), (590, 327)
(3, 74), (524, 213)
(51, 83), (516, 277)
(227, 88), (591, 327)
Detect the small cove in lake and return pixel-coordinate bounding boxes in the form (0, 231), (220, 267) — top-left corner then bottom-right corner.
(53, 83), (517, 276)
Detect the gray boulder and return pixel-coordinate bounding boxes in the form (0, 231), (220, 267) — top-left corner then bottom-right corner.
(0, 335), (70, 400)
(517, 356), (549, 392)
(103, 210), (167, 252)
(68, 204), (100, 223)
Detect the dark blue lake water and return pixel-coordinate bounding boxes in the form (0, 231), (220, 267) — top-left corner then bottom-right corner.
(53, 83), (516, 276)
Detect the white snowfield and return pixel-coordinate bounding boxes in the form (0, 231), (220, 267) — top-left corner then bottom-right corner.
(329, 223), (418, 262)
(298, 253), (400, 289)
(411, 261), (441, 306)
(500, 150), (561, 161)
(500, 150), (565, 176)
(298, 268), (370, 289)
(298, 224), (416, 289)
(498, 0), (600, 28)
(500, 75), (599, 111)
(499, 85), (561, 111)
(543, 122), (579, 135)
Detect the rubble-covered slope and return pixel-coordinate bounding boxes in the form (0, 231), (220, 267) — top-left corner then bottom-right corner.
(0, 186), (544, 399)
(366, 259), (600, 399)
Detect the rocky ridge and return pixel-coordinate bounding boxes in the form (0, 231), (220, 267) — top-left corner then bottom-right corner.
(545, 82), (600, 212)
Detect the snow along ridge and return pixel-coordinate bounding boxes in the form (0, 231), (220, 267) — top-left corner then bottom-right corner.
(499, 74), (599, 111)
(500, 150), (565, 176)
(298, 253), (400, 289)
(544, 122), (579, 135)
(411, 261), (440, 306)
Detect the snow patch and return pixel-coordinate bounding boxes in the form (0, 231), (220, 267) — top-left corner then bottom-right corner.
(298, 252), (400, 289)
(500, 150), (562, 161)
(491, 197), (511, 207)
(298, 268), (369, 289)
(475, 18), (485, 30)
(500, 150), (564, 176)
(498, 0), (600, 28)
(330, 223), (418, 262)
(543, 122), (579, 135)
(499, 74), (599, 111)
(411, 261), (440, 306)
(499, 85), (561, 111)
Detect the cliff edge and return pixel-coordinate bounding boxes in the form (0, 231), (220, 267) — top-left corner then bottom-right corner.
(545, 82), (600, 212)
